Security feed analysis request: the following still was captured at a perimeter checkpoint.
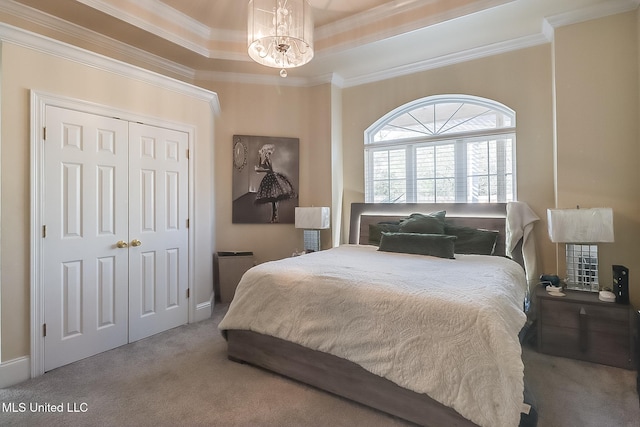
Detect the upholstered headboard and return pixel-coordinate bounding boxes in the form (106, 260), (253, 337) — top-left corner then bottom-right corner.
(348, 203), (523, 265)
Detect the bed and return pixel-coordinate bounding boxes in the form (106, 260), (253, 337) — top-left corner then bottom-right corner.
(219, 203), (535, 427)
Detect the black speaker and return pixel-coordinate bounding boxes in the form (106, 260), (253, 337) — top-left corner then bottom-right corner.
(612, 265), (629, 305)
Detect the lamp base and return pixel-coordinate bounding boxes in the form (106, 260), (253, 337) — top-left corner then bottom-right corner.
(303, 229), (320, 252)
(565, 243), (599, 292)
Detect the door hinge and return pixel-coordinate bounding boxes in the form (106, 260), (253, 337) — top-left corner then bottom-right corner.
(186, 288), (190, 299)
(186, 149), (190, 159)
(43, 323), (47, 337)
(186, 219), (189, 229)
(42, 225), (47, 238)
(43, 127), (46, 141)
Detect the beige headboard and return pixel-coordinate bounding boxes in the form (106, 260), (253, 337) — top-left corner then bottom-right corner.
(349, 202), (519, 261)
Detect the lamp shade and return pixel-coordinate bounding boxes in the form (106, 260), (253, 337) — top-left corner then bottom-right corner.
(295, 207), (330, 229)
(547, 208), (614, 243)
(247, 0), (314, 71)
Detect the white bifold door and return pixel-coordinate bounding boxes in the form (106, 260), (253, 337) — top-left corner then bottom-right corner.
(42, 106), (189, 371)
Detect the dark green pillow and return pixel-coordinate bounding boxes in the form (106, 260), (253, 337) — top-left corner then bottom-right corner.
(398, 215), (445, 234)
(368, 222), (401, 246)
(406, 210), (446, 222)
(378, 232), (456, 259)
(444, 224), (499, 255)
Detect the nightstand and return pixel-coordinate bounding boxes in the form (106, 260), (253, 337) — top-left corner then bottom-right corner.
(536, 287), (636, 370)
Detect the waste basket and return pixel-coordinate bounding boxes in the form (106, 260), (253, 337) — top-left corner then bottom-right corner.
(214, 251), (254, 303)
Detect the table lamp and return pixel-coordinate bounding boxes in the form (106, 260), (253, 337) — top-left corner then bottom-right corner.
(547, 207), (614, 292)
(295, 207), (330, 252)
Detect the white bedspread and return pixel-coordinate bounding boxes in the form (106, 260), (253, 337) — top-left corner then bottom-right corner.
(219, 245), (527, 427)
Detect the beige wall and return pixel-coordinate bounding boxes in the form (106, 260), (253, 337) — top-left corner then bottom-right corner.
(197, 80), (334, 264)
(0, 42), (216, 361)
(554, 11), (639, 307)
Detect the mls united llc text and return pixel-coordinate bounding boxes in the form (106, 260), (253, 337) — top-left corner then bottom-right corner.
(2, 402), (88, 413)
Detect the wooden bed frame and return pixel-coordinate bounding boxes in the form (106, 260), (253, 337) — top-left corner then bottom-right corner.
(226, 203), (530, 427)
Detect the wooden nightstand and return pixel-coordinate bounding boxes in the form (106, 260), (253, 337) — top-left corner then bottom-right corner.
(536, 287), (636, 370)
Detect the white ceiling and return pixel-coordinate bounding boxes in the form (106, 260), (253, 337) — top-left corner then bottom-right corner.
(4, 0), (640, 87)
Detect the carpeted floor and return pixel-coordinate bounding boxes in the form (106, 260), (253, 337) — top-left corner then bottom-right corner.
(0, 303), (638, 427)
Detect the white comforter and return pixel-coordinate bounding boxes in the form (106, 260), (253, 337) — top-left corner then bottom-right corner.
(219, 245), (527, 427)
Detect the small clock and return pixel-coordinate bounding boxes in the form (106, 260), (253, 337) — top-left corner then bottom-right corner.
(233, 140), (247, 171)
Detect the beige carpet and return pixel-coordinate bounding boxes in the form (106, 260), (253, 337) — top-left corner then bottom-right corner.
(1, 303), (638, 427)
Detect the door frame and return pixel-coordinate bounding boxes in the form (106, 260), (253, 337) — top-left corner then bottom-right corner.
(30, 91), (197, 377)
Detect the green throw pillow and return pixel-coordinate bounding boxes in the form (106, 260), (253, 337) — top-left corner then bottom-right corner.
(406, 210), (446, 222)
(378, 232), (456, 259)
(368, 223), (401, 246)
(398, 215), (445, 234)
(444, 224), (498, 255)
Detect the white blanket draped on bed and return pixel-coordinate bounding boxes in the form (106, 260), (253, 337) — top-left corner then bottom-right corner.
(219, 245), (527, 427)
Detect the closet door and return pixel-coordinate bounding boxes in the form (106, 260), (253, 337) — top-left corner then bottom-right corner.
(42, 108), (190, 371)
(43, 106), (130, 371)
(128, 123), (189, 341)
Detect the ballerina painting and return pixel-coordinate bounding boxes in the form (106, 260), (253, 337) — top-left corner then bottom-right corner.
(232, 135), (299, 224)
(254, 144), (296, 223)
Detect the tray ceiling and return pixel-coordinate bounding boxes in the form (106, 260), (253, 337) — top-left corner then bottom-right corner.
(3, 0), (638, 86)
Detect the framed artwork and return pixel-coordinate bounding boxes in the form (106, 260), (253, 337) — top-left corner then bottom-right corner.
(232, 135), (299, 224)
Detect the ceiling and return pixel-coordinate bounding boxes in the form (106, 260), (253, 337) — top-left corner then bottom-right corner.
(2, 0), (639, 87)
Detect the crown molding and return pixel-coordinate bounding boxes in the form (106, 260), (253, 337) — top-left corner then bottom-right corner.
(198, 30), (549, 89)
(0, 0), (197, 79)
(194, 69), (344, 88)
(197, 70), (309, 87)
(76, 0), (211, 56)
(0, 22), (220, 114)
(342, 32), (549, 88)
(78, 0), (248, 58)
(112, 0), (247, 45)
(315, 0), (512, 50)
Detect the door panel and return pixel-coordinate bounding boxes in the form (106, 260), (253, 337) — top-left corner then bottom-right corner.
(43, 106), (129, 371)
(128, 123), (189, 341)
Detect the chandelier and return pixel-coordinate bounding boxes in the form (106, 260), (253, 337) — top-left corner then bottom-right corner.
(248, 0), (314, 77)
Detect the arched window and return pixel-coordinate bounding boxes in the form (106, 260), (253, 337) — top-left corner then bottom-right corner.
(364, 95), (516, 203)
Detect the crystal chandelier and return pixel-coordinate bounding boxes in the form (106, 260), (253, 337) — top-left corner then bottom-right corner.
(248, 0), (314, 77)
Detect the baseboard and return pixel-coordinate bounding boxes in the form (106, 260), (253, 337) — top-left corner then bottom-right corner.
(0, 356), (30, 388)
(193, 295), (213, 323)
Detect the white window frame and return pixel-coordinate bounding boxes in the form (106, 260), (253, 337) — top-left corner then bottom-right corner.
(364, 95), (516, 204)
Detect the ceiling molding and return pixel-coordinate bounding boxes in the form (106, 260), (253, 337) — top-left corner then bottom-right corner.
(541, 17), (555, 41)
(78, 0), (248, 59)
(76, 0), (211, 56)
(194, 69), (343, 88)
(342, 32), (550, 88)
(314, 0), (513, 49)
(0, 22), (220, 114)
(196, 70), (311, 87)
(0, 0), (197, 79)
(197, 31), (550, 89)
(121, 0), (212, 39)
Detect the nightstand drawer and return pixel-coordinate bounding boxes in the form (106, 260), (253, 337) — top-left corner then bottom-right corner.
(540, 325), (631, 368)
(540, 299), (629, 334)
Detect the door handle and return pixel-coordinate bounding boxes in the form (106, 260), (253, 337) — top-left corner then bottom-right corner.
(131, 239), (142, 247)
(116, 240), (128, 248)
